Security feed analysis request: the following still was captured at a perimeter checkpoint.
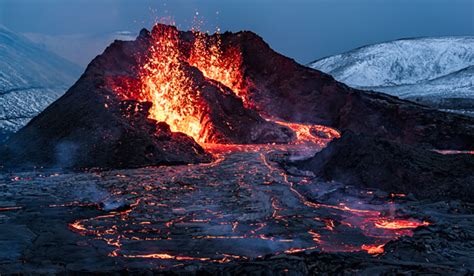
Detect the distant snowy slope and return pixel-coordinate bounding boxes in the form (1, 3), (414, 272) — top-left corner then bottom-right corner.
(24, 31), (136, 67)
(382, 65), (474, 99)
(309, 37), (474, 115)
(310, 37), (474, 87)
(0, 25), (82, 141)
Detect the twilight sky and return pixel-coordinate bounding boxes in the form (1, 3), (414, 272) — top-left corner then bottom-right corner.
(0, 0), (473, 64)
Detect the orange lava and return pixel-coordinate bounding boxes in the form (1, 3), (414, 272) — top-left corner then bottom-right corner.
(109, 25), (248, 143)
(361, 244), (385, 254)
(139, 25), (204, 142)
(273, 120), (340, 144)
(188, 32), (249, 105)
(121, 252), (244, 264)
(136, 25), (249, 143)
(0, 206), (22, 212)
(374, 219), (430, 230)
(124, 253), (211, 261)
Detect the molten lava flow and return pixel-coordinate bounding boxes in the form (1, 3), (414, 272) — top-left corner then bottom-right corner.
(374, 219), (430, 230)
(110, 25), (254, 143)
(272, 120), (340, 144)
(0, 206), (22, 212)
(434, 150), (474, 155)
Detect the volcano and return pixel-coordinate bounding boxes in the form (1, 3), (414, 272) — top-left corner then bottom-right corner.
(1, 24), (473, 168)
(1, 24), (474, 274)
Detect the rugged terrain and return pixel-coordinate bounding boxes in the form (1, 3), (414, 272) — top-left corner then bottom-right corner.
(0, 145), (472, 274)
(287, 132), (474, 202)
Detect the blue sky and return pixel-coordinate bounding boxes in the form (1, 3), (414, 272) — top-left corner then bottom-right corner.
(1, 0), (473, 63)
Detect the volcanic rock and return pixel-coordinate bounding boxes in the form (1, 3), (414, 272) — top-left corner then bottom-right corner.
(289, 131), (474, 201)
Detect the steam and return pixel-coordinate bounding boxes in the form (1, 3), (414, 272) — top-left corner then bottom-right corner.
(54, 141), (79, 168)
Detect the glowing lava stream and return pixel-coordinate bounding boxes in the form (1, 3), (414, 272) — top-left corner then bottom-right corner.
(271, 120), (341, 144)
(67, 145), (431, 262)
(258, 152), (430, 255)
(374, 219), (430, 230)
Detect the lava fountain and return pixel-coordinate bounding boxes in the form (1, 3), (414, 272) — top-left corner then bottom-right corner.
(111, 25), (251, 143)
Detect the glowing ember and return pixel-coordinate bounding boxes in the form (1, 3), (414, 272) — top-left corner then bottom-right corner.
(124, 253), (211, 261)
(0, 206), (22, 212)
(434, 150), (474, 155)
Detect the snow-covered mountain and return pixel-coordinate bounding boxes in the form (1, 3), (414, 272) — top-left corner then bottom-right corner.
(0, 25), (82, 141)
(309, 37), (474, 115)
(24, 31), (136, 67)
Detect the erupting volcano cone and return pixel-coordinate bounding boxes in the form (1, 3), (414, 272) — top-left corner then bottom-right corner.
(107, 25), (294, 144)
(1, 24), (473, 168)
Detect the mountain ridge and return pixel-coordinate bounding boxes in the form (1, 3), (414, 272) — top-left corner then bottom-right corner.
(309, 36), (474, 115)
(24, 31), (137, 67)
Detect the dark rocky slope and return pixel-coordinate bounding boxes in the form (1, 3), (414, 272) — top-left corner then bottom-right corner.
(220, 31), (474, 150)
(0, 83), (212, 168)
(289, 132), (474, 201)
